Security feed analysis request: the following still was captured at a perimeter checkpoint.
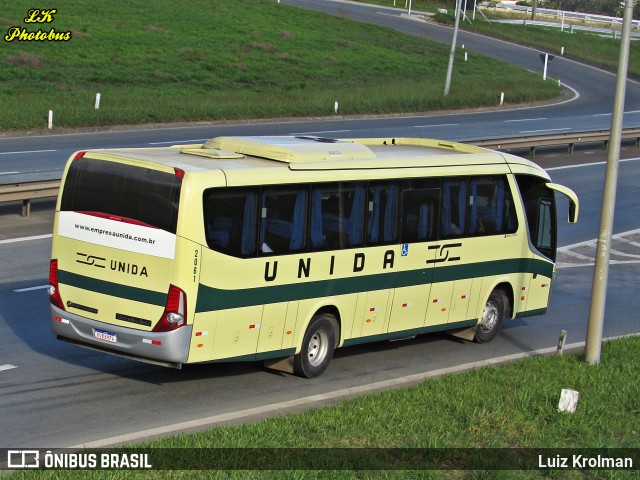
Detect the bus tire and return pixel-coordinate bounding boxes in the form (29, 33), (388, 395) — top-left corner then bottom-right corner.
(475, 289), (507, 344)
(293, 314), (336, 378)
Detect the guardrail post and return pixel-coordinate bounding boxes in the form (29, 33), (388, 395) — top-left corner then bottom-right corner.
(22, 199), (31, 217)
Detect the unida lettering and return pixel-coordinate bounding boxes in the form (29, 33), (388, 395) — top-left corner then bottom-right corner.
(111, 260), (148, 277)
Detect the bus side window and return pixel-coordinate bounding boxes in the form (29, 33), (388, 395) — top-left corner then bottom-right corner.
(367, 182), (400, 245)
(310, 182), (366, 250)
(203, 188), (257, 257)
(440, 178), (467, 238)
(468, 176), (518, 236)
(260, 187), (308, 254)
(401, 181), (439, 243)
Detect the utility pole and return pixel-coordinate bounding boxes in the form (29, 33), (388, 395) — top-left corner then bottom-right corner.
(444, 0), (462, 96)
(531, 0), (538, 20)
(585, 0), (635, 365)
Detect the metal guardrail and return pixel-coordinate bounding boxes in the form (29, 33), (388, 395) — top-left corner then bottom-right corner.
(466, 128), (640, 156)
(0, 180), (59, 217)
(1, 128), (639, 217)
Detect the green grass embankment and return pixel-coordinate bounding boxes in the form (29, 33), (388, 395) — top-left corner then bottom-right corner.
(8, 336), (640, 479)
(0, 0), (559, 131)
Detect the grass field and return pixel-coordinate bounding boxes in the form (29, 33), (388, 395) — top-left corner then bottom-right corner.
(356, 1), (639, 79)
(0, 0), (559, 131)
(7, 336), (640, 479)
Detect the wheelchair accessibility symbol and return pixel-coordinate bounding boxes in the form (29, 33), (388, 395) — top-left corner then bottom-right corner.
(401, 243), (409, 257)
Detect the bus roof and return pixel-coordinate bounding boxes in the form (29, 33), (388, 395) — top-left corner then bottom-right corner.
(78, 136), (546, 176)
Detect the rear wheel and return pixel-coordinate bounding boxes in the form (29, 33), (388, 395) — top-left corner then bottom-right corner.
(475, 290), (507, 343)
(293, 314), (337, 378)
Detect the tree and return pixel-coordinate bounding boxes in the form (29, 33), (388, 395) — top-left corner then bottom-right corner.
(540, 0), (626, 17)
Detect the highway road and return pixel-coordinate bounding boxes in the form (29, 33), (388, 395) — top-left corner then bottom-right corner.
(1, 0), (639, 450)
(2, 0), (640, 184)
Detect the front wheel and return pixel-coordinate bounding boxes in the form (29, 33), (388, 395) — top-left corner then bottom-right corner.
(474, 290), (507, 344)
(293, 314), (337, 378)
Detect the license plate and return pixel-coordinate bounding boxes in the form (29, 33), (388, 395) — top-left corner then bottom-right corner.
(94, 329), (117, 343)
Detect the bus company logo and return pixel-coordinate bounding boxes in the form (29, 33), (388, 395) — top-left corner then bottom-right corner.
(4, 9), (72, 43)
(76, 252), (106, 269)
(427, 243), (462, 264)
(7, 450), (40, 469)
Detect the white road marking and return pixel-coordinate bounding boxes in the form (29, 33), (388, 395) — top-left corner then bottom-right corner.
(0, 234), (52, 245)
(414, 123), (459, 128)
(14, 285), (50, 293)
(504, 118), (547, 123)
(557, 228), (640, 268)
(0, 149), (56, 155)
(147, 139), (208, 145)
(546, 156), (640, 171)
(0, 364), (18, 372)
(520, 127), (571, 134)
(0, 171), (20, 175)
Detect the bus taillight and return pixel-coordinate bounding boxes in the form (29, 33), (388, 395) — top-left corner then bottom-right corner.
(153, 285), (187, 332)
(48, 259), (65, 310)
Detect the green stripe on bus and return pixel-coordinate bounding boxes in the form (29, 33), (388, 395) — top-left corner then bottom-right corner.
(59, 270), (167, 307)
(196, 258), (553, 313)
(342, 319), (478, 347)
(514, 308), (548, 319)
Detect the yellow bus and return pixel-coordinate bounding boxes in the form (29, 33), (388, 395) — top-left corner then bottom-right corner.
(49, 136), (578, 378)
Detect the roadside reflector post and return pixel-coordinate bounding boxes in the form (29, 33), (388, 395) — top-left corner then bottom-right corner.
(585, 0), (635, 365)
(334, 101), (339, 114)
(556, 330), (567, 355)
(95, 92), (101, 110)
(48, 110), (53, 129)
(539, 53), (556, 81)
(558, 389), (579, 413)
(500, 92), (504, 106)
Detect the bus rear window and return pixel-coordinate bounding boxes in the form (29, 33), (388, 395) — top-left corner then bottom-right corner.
(60, 157), (182, 233)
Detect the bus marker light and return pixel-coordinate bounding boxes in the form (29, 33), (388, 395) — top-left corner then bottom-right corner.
(197, 344), (204, 348)
(286, 330), (292, 335)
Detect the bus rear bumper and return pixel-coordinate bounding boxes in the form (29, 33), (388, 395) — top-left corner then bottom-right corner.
(50, 306), (192, 368)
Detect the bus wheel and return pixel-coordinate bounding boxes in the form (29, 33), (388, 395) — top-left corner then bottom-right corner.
(475, 290), (506, 344)
(293, 314), (336, 378)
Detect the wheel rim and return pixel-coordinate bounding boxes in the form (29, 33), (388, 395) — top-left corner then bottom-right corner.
(307, 329), (329, 367)
(480, 300), (499, 333)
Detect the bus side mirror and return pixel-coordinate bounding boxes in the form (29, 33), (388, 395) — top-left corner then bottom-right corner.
(546, 183), (579, 224)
